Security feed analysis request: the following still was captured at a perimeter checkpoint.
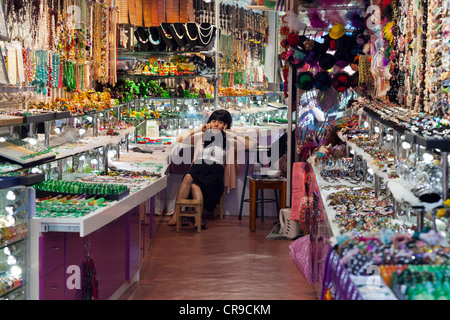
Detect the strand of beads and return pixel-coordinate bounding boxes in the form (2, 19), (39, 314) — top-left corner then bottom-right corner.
(51, 52), (60, 89)
(32, 50), (49, 95)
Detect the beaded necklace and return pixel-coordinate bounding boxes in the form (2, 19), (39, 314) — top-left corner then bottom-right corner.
(197, 24), (214, 45)
(149, 28), (161, 45)
(63, 60), (76, 92)
(185, 23), (198, 41)
(137, 28), (149, 43)
(172, 24), (184, 39)
(33, 49), (49, 95)
(160, 24), (173, 39)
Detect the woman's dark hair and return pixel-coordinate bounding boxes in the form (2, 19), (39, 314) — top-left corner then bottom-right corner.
(204, 110), (232, 149)
(207, 109), (232, 129)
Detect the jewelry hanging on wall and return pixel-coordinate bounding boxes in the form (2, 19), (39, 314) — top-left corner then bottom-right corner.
(197, 23), (215, 47)
(148, 26), (163, 52)
(160, 22), (178, 50)
(135, 27), (150, 51)
(185, 22), (199, 48)
(171, 23), (187, 48)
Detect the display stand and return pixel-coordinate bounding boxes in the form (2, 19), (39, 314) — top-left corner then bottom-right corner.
(29, 171), (168, 300)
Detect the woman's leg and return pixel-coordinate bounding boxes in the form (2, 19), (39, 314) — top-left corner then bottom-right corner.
(176, 174), (194, 201)
(168, 174), (203, 225)
(190, 183), (204, 228)
(190, 183), (203, 202)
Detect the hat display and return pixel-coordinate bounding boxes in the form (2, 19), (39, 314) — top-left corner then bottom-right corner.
(322, 34), (336, 50)
(295, 71), (315, 91)
(329, 23), (346, 40)
(286, 48), (306, 67)
(332, 72), (351, 92)
(350, 72), (359, 88)
(319, 53), (336, 70)
(335, 34), (356, 52)
(310, 41), (328, 60)
(334, 50), (352, 68)
(314, 71), (332, 91)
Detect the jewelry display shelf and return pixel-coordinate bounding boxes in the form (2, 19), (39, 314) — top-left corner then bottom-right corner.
(362, 106), (408, 134)
(0, 114), (23, 126)
(30, 172), (168, 237)
(117, 73), (204, 80)
(0, 175), (20, 188)
(363, 106), (450, 151)
(308, 157), (415, 243)
(0, 173), (45, 186)
(342, 137), (440, 212)
(35, 189), (130, 202)
(0, 111), (72, 127)
(0, 140), (56, 165)
(359, 106), (450, 203)
(118, 48), (216, 57)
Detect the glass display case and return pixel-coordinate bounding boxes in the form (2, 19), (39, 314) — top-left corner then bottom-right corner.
(0, 184), (28, 300)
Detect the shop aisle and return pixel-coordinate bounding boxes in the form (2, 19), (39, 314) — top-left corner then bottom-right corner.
(119, 215), (317, 300)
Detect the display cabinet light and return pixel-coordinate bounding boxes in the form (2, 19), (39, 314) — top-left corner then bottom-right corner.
(5, 206), (13, 215)
(31, 167), (42, 174)
(10, 265), (22, 278)
(108, 150), (117, 159)
(28, 138), (37, 145)
(401, 141), (411, 149)
(7, 255), (16, 265)
(422, 153), (434, 163)
(6, 190), (16, 201)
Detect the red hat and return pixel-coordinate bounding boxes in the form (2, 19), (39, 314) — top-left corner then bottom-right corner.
(332, 72), (350, 92)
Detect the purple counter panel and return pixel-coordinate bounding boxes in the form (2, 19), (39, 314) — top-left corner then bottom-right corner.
(39, 206), (142, 300)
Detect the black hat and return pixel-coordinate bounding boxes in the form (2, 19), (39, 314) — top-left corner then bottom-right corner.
(319, 53), (336, 70)
(334, 50), (352, 68)
(315, 71), (332, 91)
(310, 41), (328, 61)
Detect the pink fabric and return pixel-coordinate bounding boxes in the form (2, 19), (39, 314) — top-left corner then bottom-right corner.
(290, 162), (307, 221)
(289, 235), (313, 284)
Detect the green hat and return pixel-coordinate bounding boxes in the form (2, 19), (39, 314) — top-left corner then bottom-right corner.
(295, 71), (315, 91)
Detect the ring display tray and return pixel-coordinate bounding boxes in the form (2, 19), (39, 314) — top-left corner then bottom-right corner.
(0, 114), (23, 126)
(22, 111), (56, 124)
(0, 140), (56, 165)
(36, 189), (130, 201)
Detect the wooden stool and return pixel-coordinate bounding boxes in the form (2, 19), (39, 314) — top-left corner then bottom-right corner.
(175, 199), (203, 232)
(249, 177), (286, 232)
(214, 193), (224, 220)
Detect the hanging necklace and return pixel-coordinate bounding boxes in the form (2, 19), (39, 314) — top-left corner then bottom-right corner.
(172, 24), (184, 39)
(137, 29), (149, 43)
(185, 23), (198, 41)
(160, 24), (172, 39)
(149, 28), (161, 45)
(197, 24), (214, 45)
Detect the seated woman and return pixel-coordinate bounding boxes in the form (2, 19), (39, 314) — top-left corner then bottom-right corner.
(168, 109), (257, 226)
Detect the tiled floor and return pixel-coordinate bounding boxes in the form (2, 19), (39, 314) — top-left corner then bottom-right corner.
(119, 215), (317, 300)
